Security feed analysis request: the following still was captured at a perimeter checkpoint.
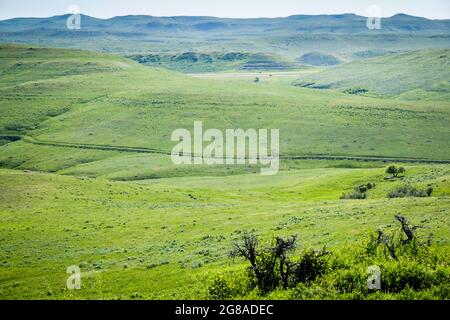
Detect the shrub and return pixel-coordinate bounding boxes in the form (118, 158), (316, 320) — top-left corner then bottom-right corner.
(290, 248), (329, 284)
(386, 165), (405, 178)
(208, 215), (449, 299)
(230, 234), (301, 293)
(208, 270), (254, 299)
(4, 120), (34, 132)
(381, 261), (441, 292)
(45, 106), (70, 117)
(331, 267), (367, 294)
(208, 274), (235, 299)
(340, 191), (367, 199)
(388, 185), (432, 198)
(343, 87), (369, 95)
(340, 182), (375, 199)
(357, 182), (375, 193)
(292, 80), (316, 88)
(229, 233), (280, 293)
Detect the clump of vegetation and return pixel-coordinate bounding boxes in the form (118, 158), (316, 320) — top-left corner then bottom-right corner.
(128, 51), (264, 72)
(340, 191), (367, 199)
(357, 182), (376, 193)
(289, 248), (329, 286)
(340, 182), (375, 199)
(374, 215), (424, 260)
(45, 106), (70, 117)
(291, 79), (332, 89)
(298, 52), (340, 66)
(4, 120), (34, 132)
(386, 165), (406, 178)
(343, 87), (369, 95)
(208, 216), (449, 299)
(213, 233), (329, 295)
(291, 80), (316, 88)
(5, 121), (33, 132)
(388, 185), (433, 198)
(220, 52), (249, 61)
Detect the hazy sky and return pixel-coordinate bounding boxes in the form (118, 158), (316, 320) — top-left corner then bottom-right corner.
(0, 0), (449, 20)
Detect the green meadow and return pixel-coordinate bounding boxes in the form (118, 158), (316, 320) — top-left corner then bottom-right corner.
(0, 44), (449, 299)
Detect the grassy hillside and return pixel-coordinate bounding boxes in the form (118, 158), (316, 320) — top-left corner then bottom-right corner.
(0, 44), (137, 86)
(0, 44), (449, 299)
(294, 49), (450, 99)
(1, 44), (449, 176)
(127, 52), (299, 73)
(0, 164), (449, 299)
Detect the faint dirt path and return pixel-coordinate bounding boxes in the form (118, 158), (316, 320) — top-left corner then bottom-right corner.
(2, 134), (450, 164)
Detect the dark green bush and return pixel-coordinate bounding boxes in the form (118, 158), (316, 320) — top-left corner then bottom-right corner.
(357, 182), (375, 193)
(386, 165), (406, 178)
(208, 274), (237, 299)
(343, 87), (369, 95)
(331, 267), (367, 294)
(340, 191), (367, 199)
(4, 120), (34, 132)
(388, 185), (432, 198)
(340, 182), (375, 199)
(290, 249), (329, 284)
(45, 106), (70, 117)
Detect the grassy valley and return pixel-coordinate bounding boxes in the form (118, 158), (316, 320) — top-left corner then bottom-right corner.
(0, 18), (449, 300)
(1, 164), (449, 299)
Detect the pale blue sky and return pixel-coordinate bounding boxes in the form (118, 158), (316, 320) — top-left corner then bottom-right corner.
(0, 0), (449, 20)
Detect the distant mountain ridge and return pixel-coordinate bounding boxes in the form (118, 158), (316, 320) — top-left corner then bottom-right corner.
(1, 13), (449, 33)
(1, 13), (449, 64)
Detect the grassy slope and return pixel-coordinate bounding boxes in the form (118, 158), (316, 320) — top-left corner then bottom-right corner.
(295, 49), (450, 99)
(0, 165), (449, 299)
(0, 44), (137, 86)
(0, 44), (140, 133)
(0, 45), (449, 177)
(0, 45), (449, 299)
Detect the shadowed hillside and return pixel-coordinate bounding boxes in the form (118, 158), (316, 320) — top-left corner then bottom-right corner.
(1, 13), (449, 69)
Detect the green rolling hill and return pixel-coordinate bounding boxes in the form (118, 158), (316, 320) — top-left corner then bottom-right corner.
(0, 44), (449, 299)
(293, 49), (450, 100)
(0, 44), (449, 180)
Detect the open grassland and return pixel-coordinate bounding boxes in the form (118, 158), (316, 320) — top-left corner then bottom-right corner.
(1, 45), (449, 171)
(0, 165), (449, 299)
(0, 44), (449, 299)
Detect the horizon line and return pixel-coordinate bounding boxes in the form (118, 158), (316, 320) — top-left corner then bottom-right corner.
(1, 12), (449, 22)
